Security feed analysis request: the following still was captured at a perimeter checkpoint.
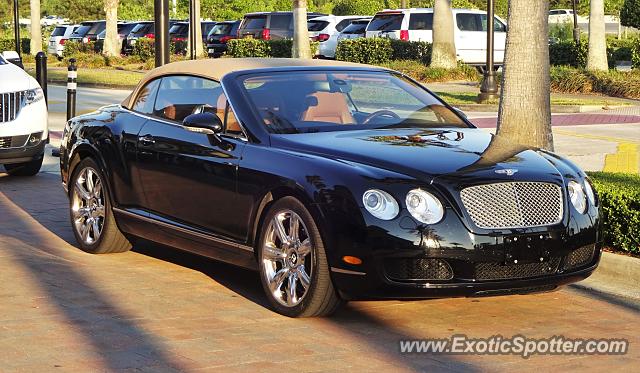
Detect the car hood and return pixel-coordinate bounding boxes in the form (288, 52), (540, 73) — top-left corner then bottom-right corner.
(271, 128), (565, 184)
(0, 62), (38, 93)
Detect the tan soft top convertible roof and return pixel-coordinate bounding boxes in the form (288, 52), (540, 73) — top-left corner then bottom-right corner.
(122, 58), (374, 108)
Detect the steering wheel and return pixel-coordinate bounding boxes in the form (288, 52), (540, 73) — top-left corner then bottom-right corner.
(362, 110), (401, 125)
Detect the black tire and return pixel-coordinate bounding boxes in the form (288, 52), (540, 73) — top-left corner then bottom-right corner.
(69, 158), (132, 254)
(4, 156), (43, 176)
(257, 196), (343, 317)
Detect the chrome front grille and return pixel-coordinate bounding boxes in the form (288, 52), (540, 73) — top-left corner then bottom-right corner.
(460, 182), (563, 229)
(0, 91), (25, 123)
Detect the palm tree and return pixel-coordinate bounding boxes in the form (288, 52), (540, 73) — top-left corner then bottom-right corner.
(292, 0), (311, 59)
(587, 0), (608, 71)
(29, 0), (42, 55)
(496, 0), (553, 151)
(103, 0), (120, 57)
(430, 0), (457, 69)
(189, 0), (204, 58)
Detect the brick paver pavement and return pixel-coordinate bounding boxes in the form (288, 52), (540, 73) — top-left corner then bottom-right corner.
(0, 171), (639, 372)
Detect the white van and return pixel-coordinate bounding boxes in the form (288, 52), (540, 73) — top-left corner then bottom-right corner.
(365, 8), (507, 66)
(308, 15), (367, 58)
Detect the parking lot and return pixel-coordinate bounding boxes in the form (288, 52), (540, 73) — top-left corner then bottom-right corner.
(0, 151), (639, 371)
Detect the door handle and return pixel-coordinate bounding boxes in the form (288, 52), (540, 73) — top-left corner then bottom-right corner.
(138, 135), (155, 146)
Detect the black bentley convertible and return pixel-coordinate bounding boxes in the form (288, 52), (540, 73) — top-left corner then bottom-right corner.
(60, 58), (601, 317)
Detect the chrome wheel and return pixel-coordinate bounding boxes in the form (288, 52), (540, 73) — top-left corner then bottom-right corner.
(71, 167), (105, 246)
(261, 210), (313, 307)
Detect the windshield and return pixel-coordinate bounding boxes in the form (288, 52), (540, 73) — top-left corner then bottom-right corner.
(367, 14), (404, 31)
(51, 26), (67, 37)
(342, 21), (368, 34)
(308, 20), (329, 31)
(239, 71), (468, 135)
(0, 55), (6, 65)
(130, 23), (153, 36)
(243, 16), (267, 29)
(210, 23), (232, 36)
(71, 24), (92, 37)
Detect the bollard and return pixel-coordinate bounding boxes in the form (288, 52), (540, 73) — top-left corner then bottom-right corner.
(66, 58), (77, 121)
(35, 51), (47, 105)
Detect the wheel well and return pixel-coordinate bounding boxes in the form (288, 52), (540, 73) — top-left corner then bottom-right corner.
(251, 186), (322, 260)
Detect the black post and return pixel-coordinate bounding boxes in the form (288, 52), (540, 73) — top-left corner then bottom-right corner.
(478, 0), (499, 103)
(13, 0), (21, 56)
(154, 0), (170, 67)
(572, 0), (580, 43)
(66, 59), (77, 121)
(35, 52), (48, 105)
(189, 0), (196, 60)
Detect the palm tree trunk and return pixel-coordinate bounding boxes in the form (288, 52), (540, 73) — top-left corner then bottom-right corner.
(587, 0), (608, 71)
(292, 0), (311, 59)
(430, 0), (457, 69)
(496, 0), (553, 151)
(103, 0), (120, 57)
(187, 0), (203, 58)
(29, 0), (42, 55)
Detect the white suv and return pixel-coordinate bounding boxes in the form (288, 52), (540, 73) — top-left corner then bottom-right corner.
(48, 24), (79, 59)
(0, 52), (48, 176)
(366, 8), (507, 65)
(308, 15), (367, 58)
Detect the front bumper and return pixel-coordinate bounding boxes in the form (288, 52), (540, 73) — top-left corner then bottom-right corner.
(326, 205), (601, 300)
(0, 137), (46, 164)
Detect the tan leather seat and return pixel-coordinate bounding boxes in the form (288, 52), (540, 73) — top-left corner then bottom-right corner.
(216, 93), (242, 133)
(302, 92), (354, 124)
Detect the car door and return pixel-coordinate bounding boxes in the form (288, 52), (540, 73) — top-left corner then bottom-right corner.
(136, 75), (246, 241)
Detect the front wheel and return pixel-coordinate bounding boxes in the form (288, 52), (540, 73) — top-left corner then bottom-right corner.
(258, 197), (343, 317)
(69, 158), (132, 254)
(4, 156), (43, 176)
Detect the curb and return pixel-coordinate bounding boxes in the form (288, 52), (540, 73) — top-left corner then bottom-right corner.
(455, 104), (634, 114)
(572, 251), (640, 299)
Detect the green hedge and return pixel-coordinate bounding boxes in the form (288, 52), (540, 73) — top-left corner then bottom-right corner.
(588, 172), (640, 254)
(335, 38), (432, 65)
(0, 38), (31, 54)
(632, 39), (640, 69)
(549, 41), (616, 69)
(226, 39), (319, 58)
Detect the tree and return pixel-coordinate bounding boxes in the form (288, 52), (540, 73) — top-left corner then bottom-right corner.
(187, 0), (204, 58)
(292, 0), (311, 58)
(29, 0), (42, 55)
(103, 0), (120, 57)
(587, 0), (608, 71)
(497, 0), (553, 151)
(430, 0), (457, 69)
(620, 0), (640, 29)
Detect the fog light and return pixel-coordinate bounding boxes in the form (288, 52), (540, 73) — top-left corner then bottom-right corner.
(342, 256), (362, 265)
(28, 133), (42, 145)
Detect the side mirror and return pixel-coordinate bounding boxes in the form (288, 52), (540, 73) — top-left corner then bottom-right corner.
(2, 51), (23, 69)
(182, 112), (223, 135)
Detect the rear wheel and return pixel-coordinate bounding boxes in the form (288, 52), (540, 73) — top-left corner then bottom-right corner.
(4, 156), (43, 176)
(258, 197), (343, 317)
(69, 158), (131, 254)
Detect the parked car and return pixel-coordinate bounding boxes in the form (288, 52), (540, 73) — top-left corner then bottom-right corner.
(41, 15), (69, 27)
(308, 15), (367, 58)
(0, 51), (48, 176)
(48, 24), (79, 59)
(96, 22), (140, 54)
(68, 20), (106, 44)
(206, 20), (240, 57)
(124, 20), (180, 54)
(336, 18), (372, 43)
(169, 21), (218, 44)
(60, 58), (601, 318)
(238, 11), (326, 40)
(366, 8), (507, 66)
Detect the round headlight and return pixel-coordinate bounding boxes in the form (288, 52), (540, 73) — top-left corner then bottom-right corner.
(584, 179), (596, 206)
(405, 189), (444, 224)
(362, 189), (399, 220)
(568, 180), (587, 214)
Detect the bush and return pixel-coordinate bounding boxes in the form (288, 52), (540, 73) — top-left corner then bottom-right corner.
(621, 0), (640, 29)
(549, 66), (640, 99)
(549, 40), (615, 69)
(633, 38), (640, 68)
(380, 59), (478, 82)
(588, 172), (640, 254)
(336, 38), (432, 65)
(0, 38), (31, 54)
(550, 66), (593, 93)
(131, 37), (155, 60)
(332, 0), (385, 16)
(226, 39), (319, 58)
